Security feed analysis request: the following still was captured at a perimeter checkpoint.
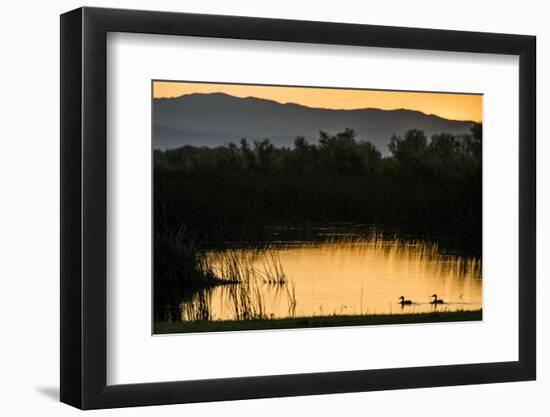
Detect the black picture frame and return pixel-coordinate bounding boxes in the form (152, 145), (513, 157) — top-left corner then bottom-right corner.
(60, 6), (536, 410)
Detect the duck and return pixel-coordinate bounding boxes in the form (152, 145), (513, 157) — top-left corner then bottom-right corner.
(398, 296), (412, 305)
(430, 294), (444, 304)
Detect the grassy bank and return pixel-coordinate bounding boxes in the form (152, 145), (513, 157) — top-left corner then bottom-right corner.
(154, 309), (482, 334)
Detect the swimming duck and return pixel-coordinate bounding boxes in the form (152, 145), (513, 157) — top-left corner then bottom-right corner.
(430, 294), (444, 304)
(398, 296), (412, 305)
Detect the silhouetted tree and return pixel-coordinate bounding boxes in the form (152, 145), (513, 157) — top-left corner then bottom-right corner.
(388, 129), (428, 173)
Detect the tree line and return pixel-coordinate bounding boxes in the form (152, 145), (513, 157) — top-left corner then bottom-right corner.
(155, 125), (481, 247)
(156, 125), (481, 178)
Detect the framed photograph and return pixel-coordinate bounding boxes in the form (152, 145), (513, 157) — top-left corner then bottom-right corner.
(60, 6), (536, 409)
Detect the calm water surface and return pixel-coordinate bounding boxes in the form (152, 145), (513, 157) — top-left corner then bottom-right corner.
(183, 237), (482, 320)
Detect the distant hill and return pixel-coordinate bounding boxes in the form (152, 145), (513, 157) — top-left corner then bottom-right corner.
(153, 93), (477, 154)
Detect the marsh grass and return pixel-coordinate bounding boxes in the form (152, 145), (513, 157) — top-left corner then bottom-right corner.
(153, 227), (221, 321)
(181, 247), (296, 322)
(181, 290), (213, 321)
(206, 247), (287, 284)
(282, 233), (481, 279)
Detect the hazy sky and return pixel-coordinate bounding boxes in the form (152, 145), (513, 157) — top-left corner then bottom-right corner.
(153, 81), (482, 123)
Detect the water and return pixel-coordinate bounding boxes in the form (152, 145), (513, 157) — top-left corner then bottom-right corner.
(182, 236), (482, 321)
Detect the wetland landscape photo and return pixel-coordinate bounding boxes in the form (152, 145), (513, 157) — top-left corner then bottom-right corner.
(152, 81), (483, 334)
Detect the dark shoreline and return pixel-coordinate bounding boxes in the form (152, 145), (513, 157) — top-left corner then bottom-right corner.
(154, 309), (482, 334)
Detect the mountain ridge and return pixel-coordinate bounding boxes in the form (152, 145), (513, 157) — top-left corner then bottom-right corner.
(153, 92), (477, 153)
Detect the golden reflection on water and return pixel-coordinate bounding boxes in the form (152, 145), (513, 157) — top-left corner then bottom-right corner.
(187, 237), (482, 321)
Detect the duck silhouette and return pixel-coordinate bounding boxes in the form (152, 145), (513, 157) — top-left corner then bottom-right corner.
(430, 294), (444, 304)
(398, 296), (412, 305)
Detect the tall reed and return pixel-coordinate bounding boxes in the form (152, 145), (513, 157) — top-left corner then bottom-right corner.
(181, 247), (296, 322)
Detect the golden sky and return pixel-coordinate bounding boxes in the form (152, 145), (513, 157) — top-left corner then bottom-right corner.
(153, 81), (482, 122)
